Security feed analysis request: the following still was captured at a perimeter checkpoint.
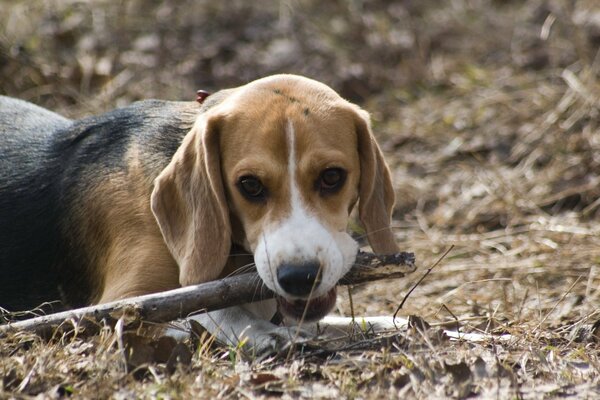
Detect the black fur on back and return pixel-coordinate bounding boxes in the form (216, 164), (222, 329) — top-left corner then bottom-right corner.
(0, 97), (203, 312)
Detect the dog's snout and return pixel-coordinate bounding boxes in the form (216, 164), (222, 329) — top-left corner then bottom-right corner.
(277, 261), (322, 296)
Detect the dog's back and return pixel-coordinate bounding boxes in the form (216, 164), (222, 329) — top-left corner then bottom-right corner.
(0, 96), (72, 312)
(0, 97), (201, 312)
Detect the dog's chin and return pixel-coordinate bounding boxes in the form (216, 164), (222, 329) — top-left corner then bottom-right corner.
(276, 288), (337, 322)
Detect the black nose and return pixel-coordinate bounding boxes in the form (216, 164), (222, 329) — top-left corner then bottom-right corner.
(277, 261), (322, 296)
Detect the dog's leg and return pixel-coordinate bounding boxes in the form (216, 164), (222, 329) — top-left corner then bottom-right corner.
(165, 300), (313, 355)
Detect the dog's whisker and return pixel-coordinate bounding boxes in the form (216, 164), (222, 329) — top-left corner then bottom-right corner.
(249, 277), (259, 302)
(249, 274), (264, 302)
(351, 225), (404, 242)
(223, 262), (257, 278)
(262, 234), (279, 296)
(260, 281), (270, 299)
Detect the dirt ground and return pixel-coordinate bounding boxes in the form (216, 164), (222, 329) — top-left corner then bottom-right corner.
(1, 0), (600, 398)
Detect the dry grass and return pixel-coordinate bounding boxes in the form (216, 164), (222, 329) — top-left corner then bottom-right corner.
(2, 0), (600, 398)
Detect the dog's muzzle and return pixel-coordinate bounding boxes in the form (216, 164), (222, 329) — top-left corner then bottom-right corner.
(276, 260), (322, 296)
(276, 288), (337, 322)
(275, 260), (337, 321)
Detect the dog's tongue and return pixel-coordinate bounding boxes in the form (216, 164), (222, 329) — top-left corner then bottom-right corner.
(276, 288), (337, 322)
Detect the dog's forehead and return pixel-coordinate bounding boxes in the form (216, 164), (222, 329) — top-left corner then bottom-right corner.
(213, 76), (363, 179)
(243, 74), (342, 101)
(219, 75), (346, 118)
(219, 108), (357, 176)
(218, 78), (357, 155)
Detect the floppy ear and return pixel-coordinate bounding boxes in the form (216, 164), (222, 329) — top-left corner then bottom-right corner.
(354, 107), (400, 254)
(150, 114), (231, 286)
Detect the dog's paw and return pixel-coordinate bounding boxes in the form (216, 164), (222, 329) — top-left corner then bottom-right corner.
(249, 326), (315, 356)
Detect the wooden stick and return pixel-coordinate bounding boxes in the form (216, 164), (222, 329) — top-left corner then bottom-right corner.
(0, 251), (415, 337)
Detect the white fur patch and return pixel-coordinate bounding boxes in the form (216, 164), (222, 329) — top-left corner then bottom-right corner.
(253, 119), (357, 299)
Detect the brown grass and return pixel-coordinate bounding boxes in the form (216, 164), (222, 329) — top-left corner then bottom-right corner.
(2, 0), (600, 398)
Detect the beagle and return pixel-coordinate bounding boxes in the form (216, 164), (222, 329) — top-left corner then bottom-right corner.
(0, 75), (398, 352)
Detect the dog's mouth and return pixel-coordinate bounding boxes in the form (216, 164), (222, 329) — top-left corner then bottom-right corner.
(276, 288), (337, 322)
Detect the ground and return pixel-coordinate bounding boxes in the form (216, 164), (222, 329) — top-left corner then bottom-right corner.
(1, 0), (600, 398)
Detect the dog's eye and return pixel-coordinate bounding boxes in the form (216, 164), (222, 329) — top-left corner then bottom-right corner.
(318, 168), (346, 194)
(238, 176), (266, 201)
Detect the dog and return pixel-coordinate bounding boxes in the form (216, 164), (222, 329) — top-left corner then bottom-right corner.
(0, 74), (399, 353)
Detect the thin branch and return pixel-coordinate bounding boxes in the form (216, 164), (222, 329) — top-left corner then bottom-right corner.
(393, 245), (454, 323)
(1, 250), (416, 338)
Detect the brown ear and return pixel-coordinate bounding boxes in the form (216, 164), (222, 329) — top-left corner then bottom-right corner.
(354, 108), (400, 254)
(150, 114), (231, 286)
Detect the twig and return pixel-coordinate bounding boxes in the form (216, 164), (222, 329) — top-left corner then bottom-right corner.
(442, 304), (461, 339)
(533, 275), (582, 333)
(393, 245), (454, 324)
(1, 250), (416, 338)
(347, 286), (356, 326)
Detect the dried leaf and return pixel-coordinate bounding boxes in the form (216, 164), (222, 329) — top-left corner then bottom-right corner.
(408, 315), (431, 332)
(472, 356), (488, 379)
(122, 333), (154, 370)
(109, 306), (141, 327)
(393, 373), (410, 389)
(444, 361), (472, 384)
(591, 319), (600, 342)
(154, 336), (177, 364)
(165, 342), (192, 374)
(249, 372), (280, 387)
(188, 319), (207, 338)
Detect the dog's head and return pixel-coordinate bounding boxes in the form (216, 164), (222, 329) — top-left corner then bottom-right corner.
(151, 75), (398, 321)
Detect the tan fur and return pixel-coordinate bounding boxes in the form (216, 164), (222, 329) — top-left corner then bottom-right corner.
(81, 75), (398, 304)
(354, 107), (400, 254)
(208, 75), (397, 257)
(151, 114), (231, 287)
(73, 144), (179, 303)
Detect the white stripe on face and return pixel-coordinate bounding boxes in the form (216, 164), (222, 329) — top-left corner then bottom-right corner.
(253, 119), (358, 299)
(286, 119), (303, 218)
